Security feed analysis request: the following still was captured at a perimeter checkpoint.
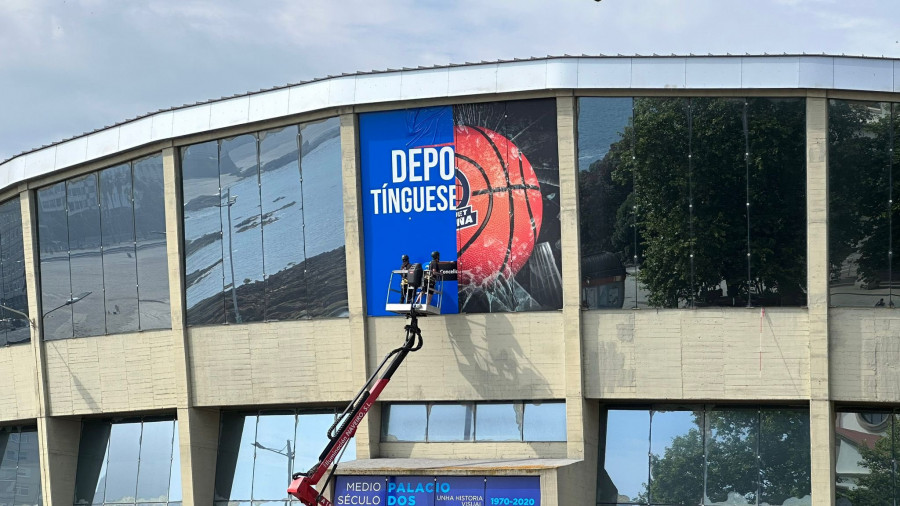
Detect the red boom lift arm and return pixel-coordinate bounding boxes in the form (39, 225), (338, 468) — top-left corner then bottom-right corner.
(288, 310), (424, 506)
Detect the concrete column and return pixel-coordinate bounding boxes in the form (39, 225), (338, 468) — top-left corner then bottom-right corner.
(338, 109), (376, 459)
(806, 92), (834, 505)
(36, 416), (81, 506)
(162, 146), (221, 505)
(557, 94), (597, 504)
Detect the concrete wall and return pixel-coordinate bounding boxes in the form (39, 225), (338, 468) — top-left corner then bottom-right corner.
(0, 343), (39, 422)
(188, 319), (358, 407)
(380, 441), (567, 460)
(831, 308), (900, 403)
(583, 308), (810, 400)
(366, 312), (566, 402)
(44, 330), (179, 415)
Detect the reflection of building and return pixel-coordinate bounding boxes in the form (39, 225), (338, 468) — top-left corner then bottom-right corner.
(5, 55), (900, 505)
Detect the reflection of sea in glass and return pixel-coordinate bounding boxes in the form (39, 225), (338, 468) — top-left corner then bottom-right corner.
(182, 141), (225, 325)
(599, 410), (650, 503)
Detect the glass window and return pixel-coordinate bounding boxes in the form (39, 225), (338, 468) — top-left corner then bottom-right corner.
(0, 429), (19, 505)
(829, 100), (896, 307)
(598, 410), (649, 504)
(215, 409), (345, 502)
(67, 174), (107, 337)
(427, 404), (474, 442)
(99, 163), (139, 334)
(133, 155), (171, 330)
(382, 404), (427, 442)
(38, 182), (73, 340)
(219, 135), (264, 324)
(704, 409), (757, 505)
(214, 413), (256, 502)
(0, 199), (29, 345)
(836, 410), (894, 505)
(74, 418), (180, 506)
(182, 141), (225, 325)
(476, 403), (522, 442)
(259, 126), (306, 321)
(15, 428), (41, 506)
(299, 118), (348, 318)
(648, 409), (703, 505)
(760, 409), (809, 505)
(522, 402), (566, 442)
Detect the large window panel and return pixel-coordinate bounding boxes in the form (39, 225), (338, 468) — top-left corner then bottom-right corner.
(382, 404), (427, 442)
(38, 182), (73, 340)
(299, 118), (347, 318)
(135, 420), (175, 503)
(835, 410), (895, 505)
(133, 155), (171, 330)
(427, 404), (474, 442)
(103, 421), (141, 503)
(214, 413), (256, 502)
(522, 402), (566, 442)
(760, 409), (809, 505)
(182, 141), (226, 325)
(648, 410), (703, 505)
(747, 98), (807, 307)
(99, 163), (139, 334)
(67, 174), (107, 337)
(704, 409), (757, 505)
(259, 125), (307, 321)
(829, 100), (895, 307)
(0, 430), (18, 504)
(219, 135), (264, 324)
(74, 420), (111, 505)
(0, 199), (28, 345)
(251, 413), (295, 501)
(598, 410), (650, 504)
(15, 429), (41, 506)
(476, 403), (522, 442)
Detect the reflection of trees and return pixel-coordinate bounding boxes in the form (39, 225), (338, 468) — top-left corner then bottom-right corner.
(630, 410), (809, 505)
(829, 101), (900, 292)
(580, 98), (806, 307)
(838, 418), (899, 505)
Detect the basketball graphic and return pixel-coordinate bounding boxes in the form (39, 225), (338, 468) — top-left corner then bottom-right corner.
(454, 125), (543, 286)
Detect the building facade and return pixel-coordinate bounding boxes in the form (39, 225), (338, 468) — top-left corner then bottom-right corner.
(1, 55), (899, 505)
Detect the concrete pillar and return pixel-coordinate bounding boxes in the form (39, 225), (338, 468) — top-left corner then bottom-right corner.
(36, 416), (81, 506)
(338, 109), (376, 459)
(177, 407), (220, 505)
(557, 94), (597, 504)
(806, 92), (834, 505)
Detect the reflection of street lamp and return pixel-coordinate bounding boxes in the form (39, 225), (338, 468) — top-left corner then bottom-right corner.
(252, 440), (294, 482)
(42, 291), (92, 318)
(217, 189), (242, 323)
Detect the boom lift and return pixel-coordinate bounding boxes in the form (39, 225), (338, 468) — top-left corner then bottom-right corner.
(288, 259), (446, 505)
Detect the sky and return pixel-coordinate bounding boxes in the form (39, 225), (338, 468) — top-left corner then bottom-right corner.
(2, 0), (900, 162)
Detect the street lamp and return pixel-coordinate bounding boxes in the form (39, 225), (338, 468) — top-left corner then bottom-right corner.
(252, 440), (294, 482)
(217, 188), (242, 323)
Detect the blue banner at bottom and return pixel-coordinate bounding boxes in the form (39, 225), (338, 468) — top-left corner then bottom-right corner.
(333, 475), (540, 506)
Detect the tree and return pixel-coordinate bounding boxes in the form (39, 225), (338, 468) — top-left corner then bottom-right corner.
(837, 417), (899, 505)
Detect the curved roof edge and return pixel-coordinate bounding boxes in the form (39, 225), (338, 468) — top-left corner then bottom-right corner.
(3, 54), (900, 191)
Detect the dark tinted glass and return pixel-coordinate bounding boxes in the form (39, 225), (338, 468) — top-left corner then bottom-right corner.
(99, 163), (139, 334)
(704, 409), (758, 504)
(598, 410), (649, 504)
(649, 410), (703, 505)
(578, 97), (644, 310)
(300, 118), (347, 318)
(67, 174), (107, 337)
(0, 429), (18, 505)
(182, 141), (225, 325)
(760, 409), (810, 505)
(74, 420), (111, 505)
(38, 182), (73, 340)
(133, 155), (171, 330)
(219, 135), (264, 324)
(829, 100), (895, 307)
(15, 428), (41, 506)
(0, 199), (29, 345)
(259, 126), (306, 320)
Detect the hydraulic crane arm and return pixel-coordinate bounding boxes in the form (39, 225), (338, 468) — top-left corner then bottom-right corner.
(288, 311), (424, 506)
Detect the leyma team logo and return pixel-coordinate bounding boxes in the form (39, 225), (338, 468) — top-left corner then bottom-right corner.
(454, 125), (543, 286)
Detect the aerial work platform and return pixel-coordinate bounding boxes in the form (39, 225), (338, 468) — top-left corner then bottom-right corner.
(384, 263), (444, 315)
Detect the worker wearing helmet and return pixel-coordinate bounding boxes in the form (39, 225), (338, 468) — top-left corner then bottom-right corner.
(400, 254), (412, 303)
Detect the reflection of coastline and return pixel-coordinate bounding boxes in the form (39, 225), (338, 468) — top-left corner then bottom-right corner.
(186, 246), (349, 323)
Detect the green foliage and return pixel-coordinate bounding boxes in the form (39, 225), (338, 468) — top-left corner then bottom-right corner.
(837, 417), (899, 505)
(579, 97), (806, 308)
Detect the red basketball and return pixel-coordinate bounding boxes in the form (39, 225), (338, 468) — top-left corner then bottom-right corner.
(454, 125), (543, 286)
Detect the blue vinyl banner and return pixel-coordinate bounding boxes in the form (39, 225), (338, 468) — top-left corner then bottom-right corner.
(334, 475), (540, 506)
(334, 475), (387, 505)
(359, 106), (459, 316)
